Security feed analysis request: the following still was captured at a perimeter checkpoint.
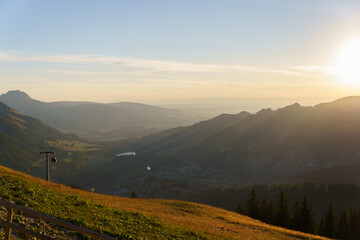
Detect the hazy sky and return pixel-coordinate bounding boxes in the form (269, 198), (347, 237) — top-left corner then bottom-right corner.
(1, 0), (360, 102)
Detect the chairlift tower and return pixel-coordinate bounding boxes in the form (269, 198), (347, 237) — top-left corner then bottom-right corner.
(40, 147), (57, 182)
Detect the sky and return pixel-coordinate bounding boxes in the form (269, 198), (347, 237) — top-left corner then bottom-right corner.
(1, 0), (360, 102)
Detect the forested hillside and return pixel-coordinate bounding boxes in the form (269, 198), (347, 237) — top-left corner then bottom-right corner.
(79, 97), (360, 197)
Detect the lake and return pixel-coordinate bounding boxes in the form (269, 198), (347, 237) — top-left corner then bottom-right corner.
(116, 152), (136, 157)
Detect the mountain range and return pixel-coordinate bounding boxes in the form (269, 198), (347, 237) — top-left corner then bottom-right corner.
(0, 90), (203, 140)
(2, 90), (360, 200)
(82, 96), (360, 197)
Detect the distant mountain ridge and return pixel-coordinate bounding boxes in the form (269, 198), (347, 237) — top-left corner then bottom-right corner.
(0, 90), (202, 140)
(128, 97), (360, 167)
(86, 96), (360, 197)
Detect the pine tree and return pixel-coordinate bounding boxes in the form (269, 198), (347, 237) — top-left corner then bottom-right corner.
(335, 210), (350, 240)
(259, 199), (268, 222)
(246, 189), (259, 219)
(348, 206), (360, 240)
(299, 196), (315, 234)
(324, 203), (336, 238)
(291, 201), (301, 231)
(275, 190), (289, 228)
(236, 202), (244, 214)
(130, 190), (137, 198)
(318, 217), (325, 236)
(265, 199), (275, 224)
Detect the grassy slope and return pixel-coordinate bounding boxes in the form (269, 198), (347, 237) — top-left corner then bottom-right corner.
(0, 166), (329, 240)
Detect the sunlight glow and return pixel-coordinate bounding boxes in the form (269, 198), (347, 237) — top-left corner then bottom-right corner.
(335, 39), (360, 86)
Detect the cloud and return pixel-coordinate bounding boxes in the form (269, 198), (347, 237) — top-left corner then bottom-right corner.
(291, 65), (337, 75)
(0, 52), (304, 75)
(44, 70), (127, 76)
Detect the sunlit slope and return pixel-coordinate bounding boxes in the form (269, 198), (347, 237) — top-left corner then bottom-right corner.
(0, 166), (329, 240)
(0, 101), (77, 175)
(0, 101), (101, 183)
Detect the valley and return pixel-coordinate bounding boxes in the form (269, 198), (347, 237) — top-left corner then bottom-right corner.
(1, 91), (360, 239)
(2, 1), (360, 239)
(66, 97), (360, 200)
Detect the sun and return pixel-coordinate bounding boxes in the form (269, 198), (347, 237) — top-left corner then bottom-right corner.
(335, 39), (360, 86)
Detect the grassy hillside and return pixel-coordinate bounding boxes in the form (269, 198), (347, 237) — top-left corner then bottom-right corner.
(0, 166), (329, 239)
(0, 101), (74, 149)
(0, 101), (76, 175)
(0, 101), (105, 183)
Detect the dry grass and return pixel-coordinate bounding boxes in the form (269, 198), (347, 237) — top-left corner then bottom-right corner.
(10, 114), (26, 129)
(0, 166), (331, 240)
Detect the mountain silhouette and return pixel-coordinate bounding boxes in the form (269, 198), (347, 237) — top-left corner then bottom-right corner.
(0, 90), (202, 140)
(91, 97), (360, 196)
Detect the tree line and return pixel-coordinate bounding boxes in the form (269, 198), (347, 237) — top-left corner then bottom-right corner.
(189, 182), (360, 218)
(237, 189), (360, 239)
